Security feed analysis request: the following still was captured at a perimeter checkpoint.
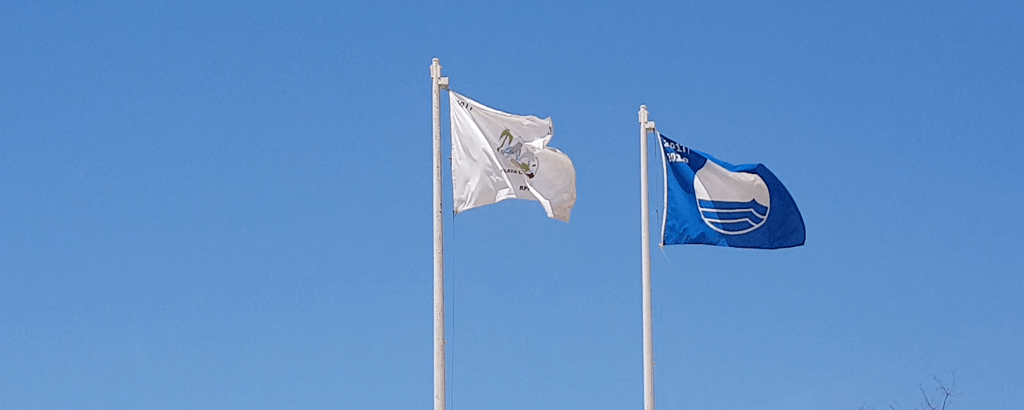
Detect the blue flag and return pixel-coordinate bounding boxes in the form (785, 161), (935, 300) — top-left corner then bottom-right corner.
(659, 133), (805, 249)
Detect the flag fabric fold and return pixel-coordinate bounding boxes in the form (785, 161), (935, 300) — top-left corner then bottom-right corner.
(658, 132), (805, 249)
(449, 91), (576, 222)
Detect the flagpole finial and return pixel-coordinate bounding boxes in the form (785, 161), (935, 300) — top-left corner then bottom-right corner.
(430, 58), (442, 80)
(430, 58), (449, 89)
(639, 105), (654, 132)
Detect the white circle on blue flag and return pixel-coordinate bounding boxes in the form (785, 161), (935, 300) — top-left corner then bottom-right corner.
(693, 160), (771, 235)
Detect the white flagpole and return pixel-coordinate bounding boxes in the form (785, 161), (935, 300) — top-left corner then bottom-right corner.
(431, 57), (449, 410)
(639, 105), (656, 410)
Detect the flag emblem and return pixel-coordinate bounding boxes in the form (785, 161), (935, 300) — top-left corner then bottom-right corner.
(693, 159), (770, 235)
(496, 129), (539, 178)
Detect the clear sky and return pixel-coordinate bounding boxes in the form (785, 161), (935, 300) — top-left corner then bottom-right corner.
(2, 1), (1022, 409)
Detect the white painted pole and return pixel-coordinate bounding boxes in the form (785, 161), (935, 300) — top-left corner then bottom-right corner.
(430, 57), (448, 410)
(639, 105), (656, 410)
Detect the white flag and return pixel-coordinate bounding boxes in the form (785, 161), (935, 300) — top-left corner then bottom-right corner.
(449, 91), (576, 222)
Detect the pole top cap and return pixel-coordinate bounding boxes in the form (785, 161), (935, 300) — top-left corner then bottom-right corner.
(430, 58), (442, 79)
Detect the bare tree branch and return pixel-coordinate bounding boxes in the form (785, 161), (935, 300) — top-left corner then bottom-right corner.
(931, 373), (957, 410)
(920, 384), (936, 410)
(869, 374), (959, 410)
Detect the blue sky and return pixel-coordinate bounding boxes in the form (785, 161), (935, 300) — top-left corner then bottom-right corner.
(2, 1), (1022, 409)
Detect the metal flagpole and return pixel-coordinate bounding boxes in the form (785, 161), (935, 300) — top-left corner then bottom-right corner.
(431, 57), (449, 410)
(639, 105), (656, 410)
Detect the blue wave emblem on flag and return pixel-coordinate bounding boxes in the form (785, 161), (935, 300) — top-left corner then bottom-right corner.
(698, 199), (768, 233)
(693, 158), (772, 235)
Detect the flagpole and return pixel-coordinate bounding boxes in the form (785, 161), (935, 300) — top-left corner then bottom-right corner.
(639, 105), (656, 410)
(431, 57), (449, 410)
